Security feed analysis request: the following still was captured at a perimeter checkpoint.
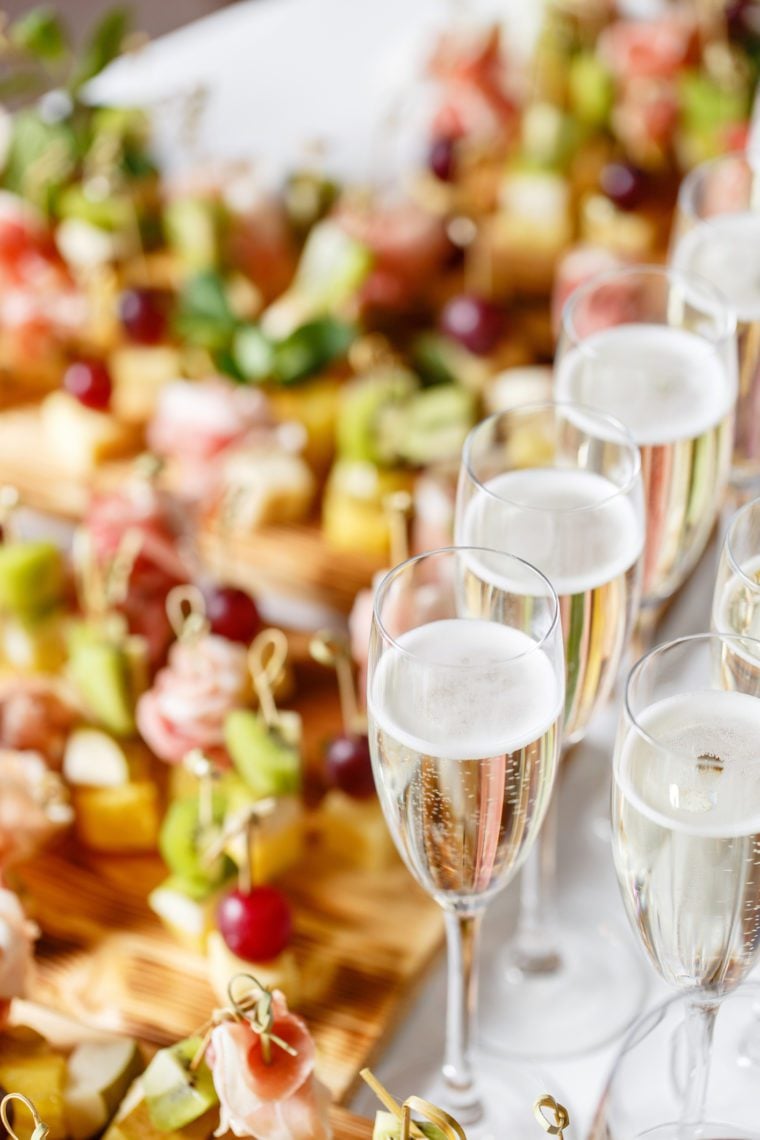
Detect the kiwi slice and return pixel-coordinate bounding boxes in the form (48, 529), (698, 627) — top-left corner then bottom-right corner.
(373, 1112), (446, 1140)
(159, 794), (234, 888)
(336, 370), (417, 465)
(224, 710), (301, 799)
(0, 541), (63, 620)
(64, 1039), (143, 1139)
(142, 1038), (218, 1132)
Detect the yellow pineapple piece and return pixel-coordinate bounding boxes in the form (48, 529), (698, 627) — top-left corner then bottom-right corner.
(207, 930), (300, 1006)
(73, 781), (160, 853)
(104, 1080), (216, 1140)
(315, 790), (397, 872)
(225, 796), (305, 883)
(110, 346), (183, 425)
(268, 374), (343, 472)
(322, 462), (414, 558)
(40, 392), (141, 475)
(0, 613), (68, 672)
(0, 1030), (67, 1140)
(579, 193), (657, 258)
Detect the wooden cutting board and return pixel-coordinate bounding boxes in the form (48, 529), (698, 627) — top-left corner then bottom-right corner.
(11, 1000), (375, 1139)
(14, 662), (443, 1107)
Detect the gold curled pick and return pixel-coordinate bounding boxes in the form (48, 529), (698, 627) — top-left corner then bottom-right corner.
(184, 748), (217, 831)
(105, 527), (143, 608)
(401, 1097), (466, 1140)
(310, 629), (362, 734)
(534, 1094), (570, 1138)
(1, 1092), (49, 1140)
(248, 628), (288, 727)
(72, 527), (107, 619)
(383, 491), (412, 570)
(166, 584), (209, 643)
(226, 973), (297, 1066)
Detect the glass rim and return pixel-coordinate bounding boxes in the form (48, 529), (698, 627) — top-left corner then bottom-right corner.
(623, 632), (760, 763)
(560, 262), (737, 352)
(372, 545), (561, 664)
(725, 495), (760, 594)
(677, 148), (751, 225)
(461, 399), (643, 512)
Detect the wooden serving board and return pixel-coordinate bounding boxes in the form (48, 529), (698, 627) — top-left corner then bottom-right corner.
(11, 1001), (374, 1139)
(0, 405), (383, 613)
(14, 662), (443, 1107)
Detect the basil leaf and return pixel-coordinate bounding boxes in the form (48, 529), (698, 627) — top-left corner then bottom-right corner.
(273, 316), (354, 385)
(9, 7), (69, 62)
(176, 271), (237, 351)
(70, 7), (131, 91)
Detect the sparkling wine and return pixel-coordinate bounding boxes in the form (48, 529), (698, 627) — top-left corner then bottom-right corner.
(368, 619), (562, 911)
(612, 689), (760, 992)
(458, 468), (642, 742)
(556, 324), (735, 602)
(713, 554), (760, 691)
(673, 213), (760, 480)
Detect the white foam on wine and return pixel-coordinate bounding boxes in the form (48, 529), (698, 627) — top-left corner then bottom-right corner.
(617, 689), (760, 838)
(555, 324), (734, 445)
(460, 467), (643, 595)
(370, 618), (562, 761)
(674, 213), (760, 323)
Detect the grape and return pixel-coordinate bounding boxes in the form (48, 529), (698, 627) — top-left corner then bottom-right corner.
(326, 733), (375, 798)
(217, 885), (292, 962)
(429, 136), (457, 182)
(62, 359), (112, 411)
(205, 584), (262, 645)
(600, 162), (648, 212)
(439, 294), (504, 355)
(119, 288), (167, 344)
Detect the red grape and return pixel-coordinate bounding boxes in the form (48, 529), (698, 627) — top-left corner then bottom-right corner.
(599, 163), (648, 212)
(439, 294), (505, 356)
(217, 885), (292, 962)
(429, 136), (457, 182)
(62, 359), (112, 411)
(205, 584), (262, 645)
(326, 733), (375, 799)
(119, 288), (167, 344)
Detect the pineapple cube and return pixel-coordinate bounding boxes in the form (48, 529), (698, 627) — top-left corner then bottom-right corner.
(105, 1080), (216, 1140)
(268, 375), (342, 472)
(0, 1030), (67, 1140)
(315, 790), (397, 872)
(73, 781), (160, 853)
(217, 446), (315, 530)
(110, 346), (182, 425)
(148, 878), (223, 953)
(40, 392), (141, 475)
(225, 796), (305, 883)
(207, 930), (300, 1006)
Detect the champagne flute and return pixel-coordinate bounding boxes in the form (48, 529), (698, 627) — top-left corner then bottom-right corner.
(671, 152), (760, 498)
(555, 264), (738, 625)
(612, 633), (760, 1137)
(367, 547), (564, 1136)
(455, 400), (646, 1057)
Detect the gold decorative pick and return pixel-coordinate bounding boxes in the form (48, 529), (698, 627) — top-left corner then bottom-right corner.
(401, 1097), (466, 1140)
(133, 452), (165, 483)
(0, 485), (19, 540)
(310, 630), (362, 734)
(184, 748), (217, 831)
(72, 527), (107, 619)
(226, 973), (298, 1066)
(348, 333), (397, 374)
(202, 799), (278, 894)
(166, 584), (209, 643)
(383, 491), (412, 571)
(534, 1094), (570, 1139)
(248, 629), (289, 727)
(105, 527), (143, 608)
(359, 1070), (427, 1140)
(1, 1093), (49, 1140)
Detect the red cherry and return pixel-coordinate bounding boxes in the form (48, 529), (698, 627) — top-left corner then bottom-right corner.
(204, 584), (262, 645)
(326, 733), (375, 799)
(217, 885), (292, 962)
(599, 163), (649, 212)
(439, 294), (505, 356)
(119, 288), (167, 344)
(429, 136), (457, 182)
(62, 359), (112, 411)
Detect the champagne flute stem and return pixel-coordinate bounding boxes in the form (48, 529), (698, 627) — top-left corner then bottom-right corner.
(442, 910), (484, 1126)
(678, 997), (719, 1132)
(511, 781), (562, 974)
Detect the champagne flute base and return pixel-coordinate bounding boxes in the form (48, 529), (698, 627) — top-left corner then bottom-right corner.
(351, 1052), (568, 1140)
(479, 923), (648, 1058)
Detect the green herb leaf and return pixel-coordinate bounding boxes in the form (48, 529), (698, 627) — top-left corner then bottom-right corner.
(273, 316), (354, 385)
(176, 270), (238, 351)
(70, 6), (131, 92)
(3, 108), (77, 212)
(9, 7), (69, 62)
(233, 324), (276, 382)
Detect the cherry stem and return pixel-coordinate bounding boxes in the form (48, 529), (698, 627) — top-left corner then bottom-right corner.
(240, 810), (256, 896)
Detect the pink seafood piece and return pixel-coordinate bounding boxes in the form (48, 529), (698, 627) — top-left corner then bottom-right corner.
(552, 244), (628, 337)
(0, 887), (37, 1028)
(86, 482), (190, 592)
(148, 378), (280, 500)
(136, 634), (249, 765)
(208, 989), (332, 1140)
(612, 79), (678, 163)
(338, 199), (449, 313)
(701, 151), (753, 217)
(0, 677), (79, 769)
(428, 24), (518, 143)
(597, 14), (698, 84)
(0, 750), (72, 869)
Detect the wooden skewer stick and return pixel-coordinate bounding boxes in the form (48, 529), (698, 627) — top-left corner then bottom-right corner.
(359, 1070), (426, 1140)
(310, 630), (362, 733)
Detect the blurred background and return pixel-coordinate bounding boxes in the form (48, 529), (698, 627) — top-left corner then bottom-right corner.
(2, 0), (227, 39)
